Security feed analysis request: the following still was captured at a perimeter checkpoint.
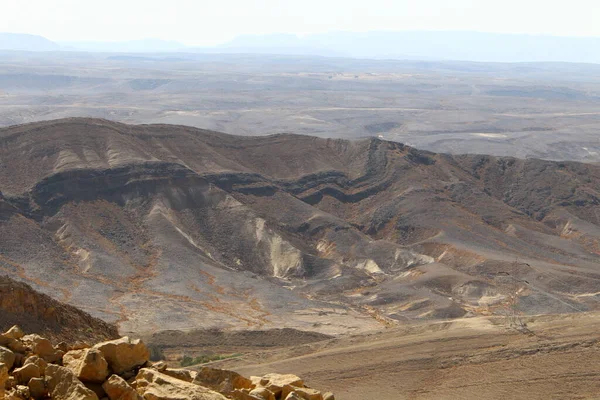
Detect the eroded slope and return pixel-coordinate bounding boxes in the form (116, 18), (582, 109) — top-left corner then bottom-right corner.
(0, 118), (599, 334)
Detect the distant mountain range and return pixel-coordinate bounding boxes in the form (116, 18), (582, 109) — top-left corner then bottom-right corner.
(2, 31), (600, 63)
(0, 32), (60, 51)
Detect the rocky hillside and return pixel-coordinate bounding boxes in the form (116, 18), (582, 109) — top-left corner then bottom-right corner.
(1, 118), (600, 335)
(0, 325), (333, 399)
(0, 276), (118, 344)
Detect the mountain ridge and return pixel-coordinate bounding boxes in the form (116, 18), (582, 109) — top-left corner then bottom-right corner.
(1, 118), (599, 336)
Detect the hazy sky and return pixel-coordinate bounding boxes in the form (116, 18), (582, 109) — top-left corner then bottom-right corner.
(3, 0), (600, 46)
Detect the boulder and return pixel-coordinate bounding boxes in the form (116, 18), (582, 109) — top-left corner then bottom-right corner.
(4, 326), (25, 340)
(0, 346), (16, 369)
(258, 374), (304, 397)
(102, 374), (142, 400)
(322, 392), (335, 400)
(92, 337), (149, 375)
(45, 364), (99, 400)
(23, 355), (48, 373)
(162, 368), (197, 382)
(63, 349), (109, 383)
(134, 368), (229, 400)
(13, 363), (41, 385)
(1, 337), (26, 353)
(249, 387), (276, 400)
(293, 387), (323, 400)
(28, 377), (47, 399)
(284, 393), (303, 400)
(22, 334), (62, 363)
(230, 389), (262, 400)
(192, 367), (253, 395)
(150, 361), (167, 372)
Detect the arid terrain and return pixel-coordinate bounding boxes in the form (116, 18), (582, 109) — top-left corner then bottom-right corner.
(220, 313), (600, 400)
(1, 52), (600, 162)
(1, 118), (600, 340)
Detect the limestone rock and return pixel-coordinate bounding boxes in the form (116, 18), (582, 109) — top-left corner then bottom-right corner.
(1, 337), (26, 353)
(22, 334), (62, 363)
(230, 389), (262, 400)
(0, 346), (16, 369)
(293, 387), (323, 400)
(28, 377), (47, 400)
(259, 374), (304, 397)
(45, 364), (99, 400)
(249, 387), (276, 400)
(102, 374), (142, 400)
(64, 348), (109, 383)
(322, 392), (335, 400)
(162, 368), (197, 382)
(150, 361), (167, 372)
(92, 337), (149, 375)
(134, 368), (229, 400)
(4, 326), (25, 340)
(192, 367), (253, 395)
(23, 355), (48, 373)
(13, 363), (41, 385)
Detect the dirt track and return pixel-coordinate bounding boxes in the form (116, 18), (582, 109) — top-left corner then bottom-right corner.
(220, 314), (600, 399)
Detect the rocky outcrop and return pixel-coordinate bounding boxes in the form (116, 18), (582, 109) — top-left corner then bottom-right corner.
(0, 326), (335, 400)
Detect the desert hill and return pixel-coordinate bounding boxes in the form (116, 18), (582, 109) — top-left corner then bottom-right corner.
(0, 276), (118, 344)
(0, 118), (599, 335)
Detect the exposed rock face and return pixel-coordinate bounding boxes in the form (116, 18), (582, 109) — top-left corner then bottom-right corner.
(0, 325), (334, 400)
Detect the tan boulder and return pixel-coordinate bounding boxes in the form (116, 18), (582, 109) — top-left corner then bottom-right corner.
(45, 364), (99, 400)
(4, 326), (25, 340)
(0, 346), (16, 369)
(259, 373), (304, 397)
(28, 377), (47, 399)
(23, 355), (48, 373)
(293, 387), (323, 400)
(134, 368), (229, 400)
(322, 392), (335, 400)
(230, 389), (262, 400)
(103, 374), (142, 400)
(162, 368), (197, 382)
(284, 393), (303, 400)
(192, 367), (253, 395)
(22, 334), (62, 363)
(64, 348), (109, 383)
(150, 361), (167, 372)
(13, 363), (41, 385)
(71, 341), (91, 351)
(92, 337), (149, 375)
(249, 387), (276, 400)
(1, 337), (26, 353)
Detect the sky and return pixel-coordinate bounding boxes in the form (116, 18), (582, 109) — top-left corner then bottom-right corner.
(2, 0), (600, 46)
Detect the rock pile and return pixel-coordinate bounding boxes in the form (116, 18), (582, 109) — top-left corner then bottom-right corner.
(0, 326), (334, 400)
